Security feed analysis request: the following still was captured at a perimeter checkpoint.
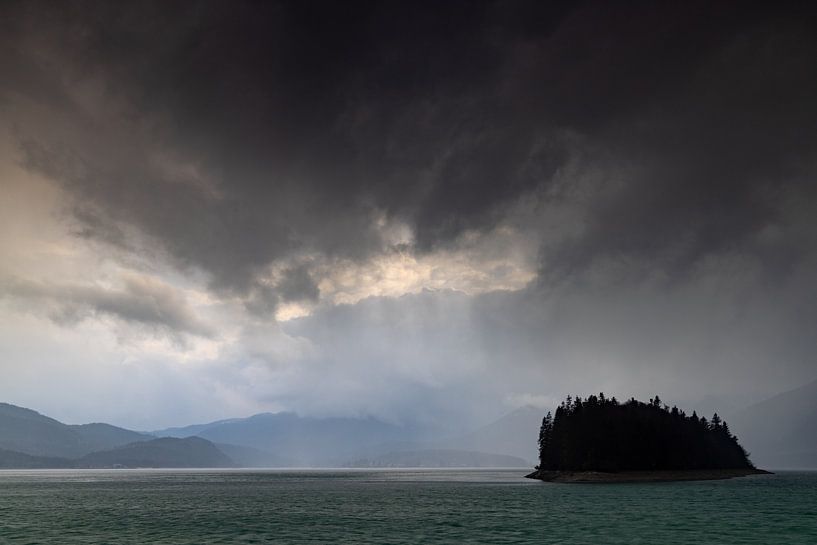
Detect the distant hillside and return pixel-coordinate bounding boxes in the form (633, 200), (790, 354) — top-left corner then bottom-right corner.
(151, 418), (243, 438)
(0, 403), (150, 458)
(334, 406), (545, 465)
(215, 443), (296, 468)
(0, 403), (86, 457)
(445, 406), (542, 463)
(347, 449), (528, 468)
(0, 401), (542, 469)
(70, 423), (151, 453)
(78, 437), (234, 468)
(729, 379), (817, 469)
(0, 447), (72, 469)
(154, 412), (411, 466)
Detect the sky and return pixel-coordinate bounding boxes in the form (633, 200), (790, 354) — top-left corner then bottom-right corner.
(1, 0), (816, 430)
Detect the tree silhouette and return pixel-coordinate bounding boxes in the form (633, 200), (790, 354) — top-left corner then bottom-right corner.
(537, 394), (754, 471)
(537, 412), (553, 468)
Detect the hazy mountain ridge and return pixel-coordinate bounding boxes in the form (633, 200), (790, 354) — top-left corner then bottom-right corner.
(0, 403), (149, 458)
(0, 402), (85, 457)
(69, 423), (152, 453)
(0, 437), (233, 469)
(151, 418), (244, 439)
(0, 403), (235, 468)
(153, 408), (543, 466)
(2, 378), (814, 470)
(77, 437), (233, 468)
(728, 379), (817, 469)
(440, 406), (542, 463)
(214, 443), (296, 468)
(153, 412), (417, 466)
(0, 447), (73, 469)
(0, 402), (236, 468)
(347, 406), (542, 464)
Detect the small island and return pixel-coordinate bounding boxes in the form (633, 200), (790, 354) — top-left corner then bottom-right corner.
(527, 394), (771, 483)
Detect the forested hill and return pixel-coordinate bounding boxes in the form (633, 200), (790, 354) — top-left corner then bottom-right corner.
(537, 394), (754, 472)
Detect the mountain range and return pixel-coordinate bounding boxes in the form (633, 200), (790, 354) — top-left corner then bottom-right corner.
(0, 403), (149, 458)
(1, 378), (814, 469)
(151, 412), (414, 466)
(0, 402), (538, 468)
(150, 405), (542, 466)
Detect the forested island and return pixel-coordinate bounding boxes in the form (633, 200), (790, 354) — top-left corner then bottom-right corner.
(527, 394), (770, 483)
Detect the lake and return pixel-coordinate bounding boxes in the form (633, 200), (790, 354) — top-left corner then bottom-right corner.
(0, 469), (814, 543)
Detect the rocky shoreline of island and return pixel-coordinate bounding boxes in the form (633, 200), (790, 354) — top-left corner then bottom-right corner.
(525, 468), (772, 483)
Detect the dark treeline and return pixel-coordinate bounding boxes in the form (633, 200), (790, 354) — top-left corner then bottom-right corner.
(537, 394), (753, 471)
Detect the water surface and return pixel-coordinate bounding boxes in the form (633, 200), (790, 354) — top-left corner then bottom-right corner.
(0, 469), (814, 544)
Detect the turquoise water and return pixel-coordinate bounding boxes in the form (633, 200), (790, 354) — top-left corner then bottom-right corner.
(0, 469), (814, 544)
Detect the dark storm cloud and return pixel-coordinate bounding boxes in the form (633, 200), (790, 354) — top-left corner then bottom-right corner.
(277, 266), (320, 303)
(3, 0), (817, 296)
(535, 5), (817, 281)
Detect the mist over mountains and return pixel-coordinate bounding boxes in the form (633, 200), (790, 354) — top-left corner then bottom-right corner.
(0, 401), (540, 469)
(0, 376), (814, 469)
(728, 379), (817, 469)
(152, 412), (414, 466)
(150, 405), (542, 466)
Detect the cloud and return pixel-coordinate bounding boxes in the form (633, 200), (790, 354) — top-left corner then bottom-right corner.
(0, 0), (816, 426)
(0, 274), (213, 338)
(3, 1), (813, 302)
(276, 265), (320, 303)
(275, 240), (817, 422)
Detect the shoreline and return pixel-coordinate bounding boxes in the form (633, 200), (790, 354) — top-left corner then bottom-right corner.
(525, 468), (772, 483)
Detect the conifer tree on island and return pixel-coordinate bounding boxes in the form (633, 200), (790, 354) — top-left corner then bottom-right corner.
(534, 394), (755, 474)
